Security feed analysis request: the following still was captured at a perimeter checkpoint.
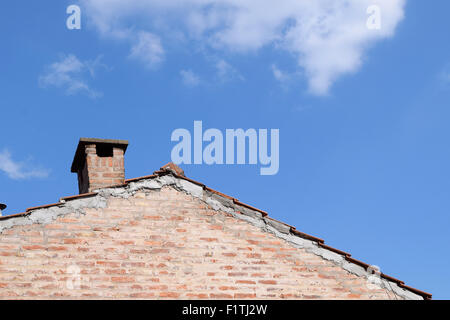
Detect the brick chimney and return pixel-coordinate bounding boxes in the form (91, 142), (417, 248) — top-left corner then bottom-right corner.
(0, 203), (6, 216)
(71, 138), (129, 194)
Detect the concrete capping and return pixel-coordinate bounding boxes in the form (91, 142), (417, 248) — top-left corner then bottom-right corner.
(263, 217), (291, 234)
(0, 173), (427, 300)
(0, 195), (107, 234)
(381, 279), (423, 300)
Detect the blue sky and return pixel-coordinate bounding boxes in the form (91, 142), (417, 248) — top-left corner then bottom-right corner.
(1, 0), (449, 299)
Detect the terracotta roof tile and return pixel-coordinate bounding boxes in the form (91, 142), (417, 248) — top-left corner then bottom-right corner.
(160, 162), (185, 176)
(178, 175), (205, 188)
(125, 174), (158, 183)
(60, 192), (98, 202)
(0, 212), (29, 221)
(103, 183), (129, 189)
(204, 186), (235, 201)
(265, 216), (294, 228)
(345, 256), (371, 269)
(26, 202), (62, 212)
(380, 273), (405, 285)
(290, 227), (325, 244)
(233, 199), (268, 217)
(398, 284), (432, 300)
(318, 242), (351, 257)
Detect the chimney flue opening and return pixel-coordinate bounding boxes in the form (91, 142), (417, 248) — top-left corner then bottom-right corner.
(96, 144), (114, 158)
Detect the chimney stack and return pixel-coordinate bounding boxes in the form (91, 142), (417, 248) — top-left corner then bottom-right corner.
(0, 203), (6, 216)
(71, 138), (129, 194)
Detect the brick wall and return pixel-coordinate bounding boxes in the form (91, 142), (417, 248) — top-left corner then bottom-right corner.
(83, 144), (125, 193)
(0, 186), (395, 299)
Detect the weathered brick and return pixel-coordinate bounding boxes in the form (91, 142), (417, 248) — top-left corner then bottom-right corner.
(0, 186), (403, 300)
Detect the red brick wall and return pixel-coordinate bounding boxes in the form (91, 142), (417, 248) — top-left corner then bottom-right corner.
(0, 187), (394, 299)
(84, 144), (125, 193)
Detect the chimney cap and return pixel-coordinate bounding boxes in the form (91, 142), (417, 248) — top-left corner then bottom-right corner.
(71, 138), (129, 173)
(0, 203), (6, 211)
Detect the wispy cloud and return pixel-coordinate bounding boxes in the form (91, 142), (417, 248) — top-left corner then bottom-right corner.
(439, 63), (450, 86)
(39, 54), (104, 98)
(180, 69), (200, 87)
(81, 0), (406, 95)
(271, 64), (290, 83)
(129, 31), (165, 69)
(0, 150), (49, 180)
(215, 59), (244, 83)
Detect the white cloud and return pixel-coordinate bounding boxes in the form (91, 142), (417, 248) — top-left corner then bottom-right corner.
(80, 0), (406, 95)
(0, 150), (50, 180)
(215, 59), (243, 82)
(180, 69), (200, 87)
(129, 31), (165, 69)
(271, 64), (290, 83)
(39, 54), (103, 98)
(440, 64), (450, 85)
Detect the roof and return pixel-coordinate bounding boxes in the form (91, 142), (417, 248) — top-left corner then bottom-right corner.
(71, 138), (129, 173)
(0, 162), (432, 300)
